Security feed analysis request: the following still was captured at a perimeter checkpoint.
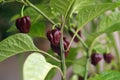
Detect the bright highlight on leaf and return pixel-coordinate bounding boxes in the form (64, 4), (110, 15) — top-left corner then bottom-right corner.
(23, 53), (59, 80)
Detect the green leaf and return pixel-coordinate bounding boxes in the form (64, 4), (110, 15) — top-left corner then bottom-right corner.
(50, 0), (75, 17)
(0, 33), (39, 62)
(28, 21), (46, 38)
(66, 48), (78, 67)
(24, 4), (53, 24)
(73, 64), (85, 77)
(72, 57), (87, 77)
(93, 43), (107, 54)
(36, 4), (53, 19)
(24, 7), (41, 23)
(89, 71), (120, 80)
(45, 68), (57, 80)
(66, 48), (78, 60)
(86, 12), (120, 46)
(71, 0), (95, 14)
(24, 52), (59, 80)
(99, 12), (120, 32)
(86, 23), (120, 47)
(77, 2), (120, 29)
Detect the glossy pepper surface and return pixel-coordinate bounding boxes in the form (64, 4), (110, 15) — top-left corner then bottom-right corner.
(16, 16), (31, 33)
(47, 29), (61, 46)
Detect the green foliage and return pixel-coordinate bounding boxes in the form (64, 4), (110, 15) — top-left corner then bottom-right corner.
(45, 68), (57, 80)
(77, 3), (120, 30)
(50, 0), (75, 17)
(24, 4), (53, 23)
(93, 42), (109, 54)
(86, 11), (120, 48)
(1, 0), (120, 80)
(72, 57), (87, 77)
(67, 48), (78, 59)
(24, 52), (58, 80)
(29, 21), (46, 38)
(71, 0), (94, 14)
(66, 48), (78, 66)
(24, 7), (40, 23)
(89, 71), (120, 80)
(86, 23), (120, 47)
(0, 33), (39, 62)
(99, 12), (120, 32)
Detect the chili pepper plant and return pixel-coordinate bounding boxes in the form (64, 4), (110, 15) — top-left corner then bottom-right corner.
(0, 0), (120, 80)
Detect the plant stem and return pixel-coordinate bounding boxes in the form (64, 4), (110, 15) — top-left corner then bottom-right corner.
(37, 50), (61, 62)
(25, 0), (55, 25)
(21, 5), (25, 17)
(70, 28), (88, 49)
(54, 66), (64, 78)
(16, 0), (27, 5)
(67, 28), (89, 80)
(60, 16), (66, 80)
(60, 37), (66, 80)
(84, 37), (98, 80)
(1, 0), (16, 3)
(84, 48), (92, 80)
(66, 29), (79, 51)
(84, 52), (89, 80)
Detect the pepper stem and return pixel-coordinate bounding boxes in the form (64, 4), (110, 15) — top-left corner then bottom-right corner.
(21, 5), (25, 17)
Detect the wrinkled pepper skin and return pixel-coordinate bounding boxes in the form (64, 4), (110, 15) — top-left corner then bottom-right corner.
(47, 29), (61, 46)
(50, 37), (70, 57)
(16, 16), (31, 33)
(91, 53), (102, 66)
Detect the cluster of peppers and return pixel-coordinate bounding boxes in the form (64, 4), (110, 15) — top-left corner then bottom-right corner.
(15, 16), (114, 80)
(16, 16), (113, 65)
(46, 29), (70, 57)
(15, 16), (113, 65)
(15, 16), (113, 62)
(91, 53), (113, 66)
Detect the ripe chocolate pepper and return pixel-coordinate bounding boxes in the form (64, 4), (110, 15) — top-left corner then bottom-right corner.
(46, 29), (70, 57)
(47, 29), (61, 46)
(50, 37), (70, 57)
(91, 53), (102, 66)
(16, 16), (31, 33)
(103, 53), (113, 63)
(69, 27), (81, 42)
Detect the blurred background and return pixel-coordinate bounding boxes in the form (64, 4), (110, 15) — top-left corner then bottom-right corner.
(0, 0), (120, 80)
